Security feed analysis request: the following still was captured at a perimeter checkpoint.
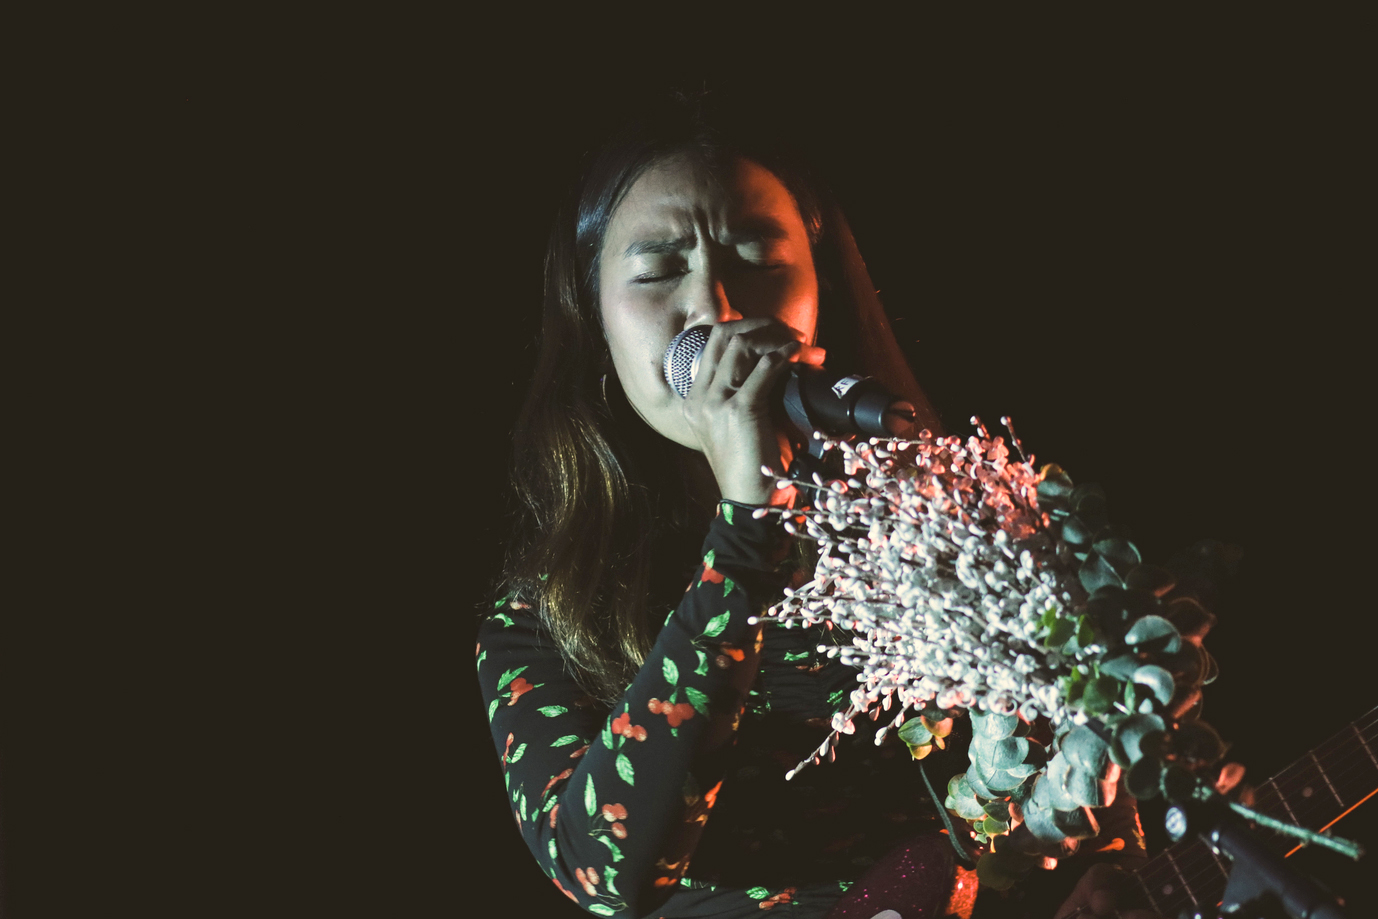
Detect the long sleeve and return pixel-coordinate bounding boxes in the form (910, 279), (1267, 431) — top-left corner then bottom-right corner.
(476, 506), (791, 918)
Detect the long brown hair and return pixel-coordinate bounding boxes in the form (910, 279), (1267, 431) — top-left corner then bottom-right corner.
(499, 101), (940, 704)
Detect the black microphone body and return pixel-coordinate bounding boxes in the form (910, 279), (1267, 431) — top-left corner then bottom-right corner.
(662, 325), (917, 441)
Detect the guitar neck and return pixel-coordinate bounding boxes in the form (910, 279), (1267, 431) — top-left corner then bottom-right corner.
(1131, 706), (1378, 917)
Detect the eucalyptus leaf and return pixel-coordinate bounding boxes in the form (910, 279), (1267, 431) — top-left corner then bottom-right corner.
(1164, 596), (1217, 643)
(1037, 472), (1074, 503)
(1126, 756), (1162, 799)
(965, 761), (996, 800)
(1079, 554), (1124, 594)
(982, 815), (1010, 836)
(948, 773), (974, 802)
(1035, 765), (1078, 811)
(1125, 563), (1176, 596)
(1052, 804), (1100, 840)
(1065, 765), (1108, 808)
(984, 801), (1011, 820)
(1161, 764), (1198, 804)
(1020, 798), (1068, 844)
(897, 718), (933, 747)
(1062, 726), (1110, 776)
(953, 792), (989, 821)
(1124, 615), (1181, 653)
(991, 737), (1030, 771)
(1112, 713), (1165, 766)
(1093, 536), (1141, 573)
(1173, 720), (1226, 764)
(1070, 483), (1106, 516)
(971, 710), (1019, 740)
(1099, 654), (1141, 682)
(1044, 617), (1076, 648)
(1132, 664), (1176, 705)
(1060, 514), (1093, 546)
(1080, 675), (1120, 715)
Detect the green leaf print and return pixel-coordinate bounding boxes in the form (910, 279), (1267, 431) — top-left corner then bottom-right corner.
(684, 686), (711, 717)
(538, 706), (568, 717)
(722, 503), (735, 524)
(509, 743), (528, 763)
(602, 720), (614, 749)
(494, 612), (514, 627)
(476, 650), (487, 668)
(494, 595), (510, 608)
(518, 790), (527, 816)
(702, 612), (729, 638)
(783, 650), (809, 662)
(551, 735), (582, 747)
(488, 699), (499, 720)
(597, 835), (624, 862)
(695, 650), (709, 676)
(747, 886), (770, 899)
(496, 666), (528, 691)
(722, 576), (735, 597)
(616, 752), (635, 786)
(603, 866), (620, 895)
(548, 838), (558, 862)
(663, 658), (679, 686)
(585, 775), (597, 817)
(589, 906), (616, 917)
(542, 795), (558, 812)
(703, 549), (716, 569)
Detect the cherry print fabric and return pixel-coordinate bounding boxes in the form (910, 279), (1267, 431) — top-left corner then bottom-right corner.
(477, 505), (1144, 918)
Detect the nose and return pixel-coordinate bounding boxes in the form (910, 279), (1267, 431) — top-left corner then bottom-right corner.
(682, 267), (742, 331)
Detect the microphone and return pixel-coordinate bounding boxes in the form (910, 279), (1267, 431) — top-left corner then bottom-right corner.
(662, 325), (918, 440)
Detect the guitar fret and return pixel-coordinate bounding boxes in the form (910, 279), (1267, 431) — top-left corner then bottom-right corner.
(1118, 710), (1377, 919)
(1135, 870), (1165, 916)
(1266, 776), (1300, 824)
(1311, 750), (1345, 806)
(1164, 848), (1200, 910)
(1355, 722), (1378, 769)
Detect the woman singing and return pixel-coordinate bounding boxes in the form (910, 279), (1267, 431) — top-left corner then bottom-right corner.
(476, 98), (1159, 919)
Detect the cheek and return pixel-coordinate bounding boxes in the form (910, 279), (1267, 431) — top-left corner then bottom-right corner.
(600, 290), (672, 401)
(776, 268), (820, 340)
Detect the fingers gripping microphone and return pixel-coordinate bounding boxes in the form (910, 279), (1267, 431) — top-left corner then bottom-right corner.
(662, 325), (918, 441)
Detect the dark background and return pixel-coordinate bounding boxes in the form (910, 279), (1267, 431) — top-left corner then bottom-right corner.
(8, 26), (1372, 918)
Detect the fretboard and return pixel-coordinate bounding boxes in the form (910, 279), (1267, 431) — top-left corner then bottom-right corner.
(1131, 706), (1378, 917)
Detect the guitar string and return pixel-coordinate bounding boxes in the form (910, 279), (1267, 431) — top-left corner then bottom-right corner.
(1125, 709), (1377, 911)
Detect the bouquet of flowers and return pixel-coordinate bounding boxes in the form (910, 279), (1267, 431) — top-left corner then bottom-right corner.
(755, 418), (1232, 887)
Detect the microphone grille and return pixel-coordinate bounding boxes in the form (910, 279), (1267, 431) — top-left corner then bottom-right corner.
(663, 325), (711, 398)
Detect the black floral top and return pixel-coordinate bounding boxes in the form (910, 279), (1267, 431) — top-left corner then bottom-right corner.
(477, 504), (969, 918)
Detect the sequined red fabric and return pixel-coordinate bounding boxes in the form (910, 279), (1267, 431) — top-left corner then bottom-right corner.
(823, 833), (977, 918)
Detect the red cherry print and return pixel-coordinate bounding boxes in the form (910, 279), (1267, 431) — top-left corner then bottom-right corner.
(549, 804), (559, 829)
(675, 702), (695, 721)
(632, 725), (647, 742)
(612, 822), (627, 839)
(648, 698), (662, 714)
(507, 677), (535, 705)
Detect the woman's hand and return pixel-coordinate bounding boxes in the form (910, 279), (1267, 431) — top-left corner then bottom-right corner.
(1052, 863), (1166, 919)
(680, 319), (824, 505)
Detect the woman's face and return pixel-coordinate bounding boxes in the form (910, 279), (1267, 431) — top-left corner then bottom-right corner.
(598, 154), (819, 450)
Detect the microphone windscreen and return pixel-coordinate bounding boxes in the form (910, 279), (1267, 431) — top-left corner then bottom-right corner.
(662, 326), (712, 398)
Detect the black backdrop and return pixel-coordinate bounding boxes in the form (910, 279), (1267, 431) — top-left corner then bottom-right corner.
(9, 30), (1373, 918)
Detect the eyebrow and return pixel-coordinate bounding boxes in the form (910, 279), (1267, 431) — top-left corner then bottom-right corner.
(621, 220), (791, 259)
(623, 235), (695, 258)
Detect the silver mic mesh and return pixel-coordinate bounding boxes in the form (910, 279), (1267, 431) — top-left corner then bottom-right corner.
(663, 325), (711, 398)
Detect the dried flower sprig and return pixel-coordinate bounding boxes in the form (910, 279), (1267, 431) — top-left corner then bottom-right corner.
(753, 418), (1236, 888)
